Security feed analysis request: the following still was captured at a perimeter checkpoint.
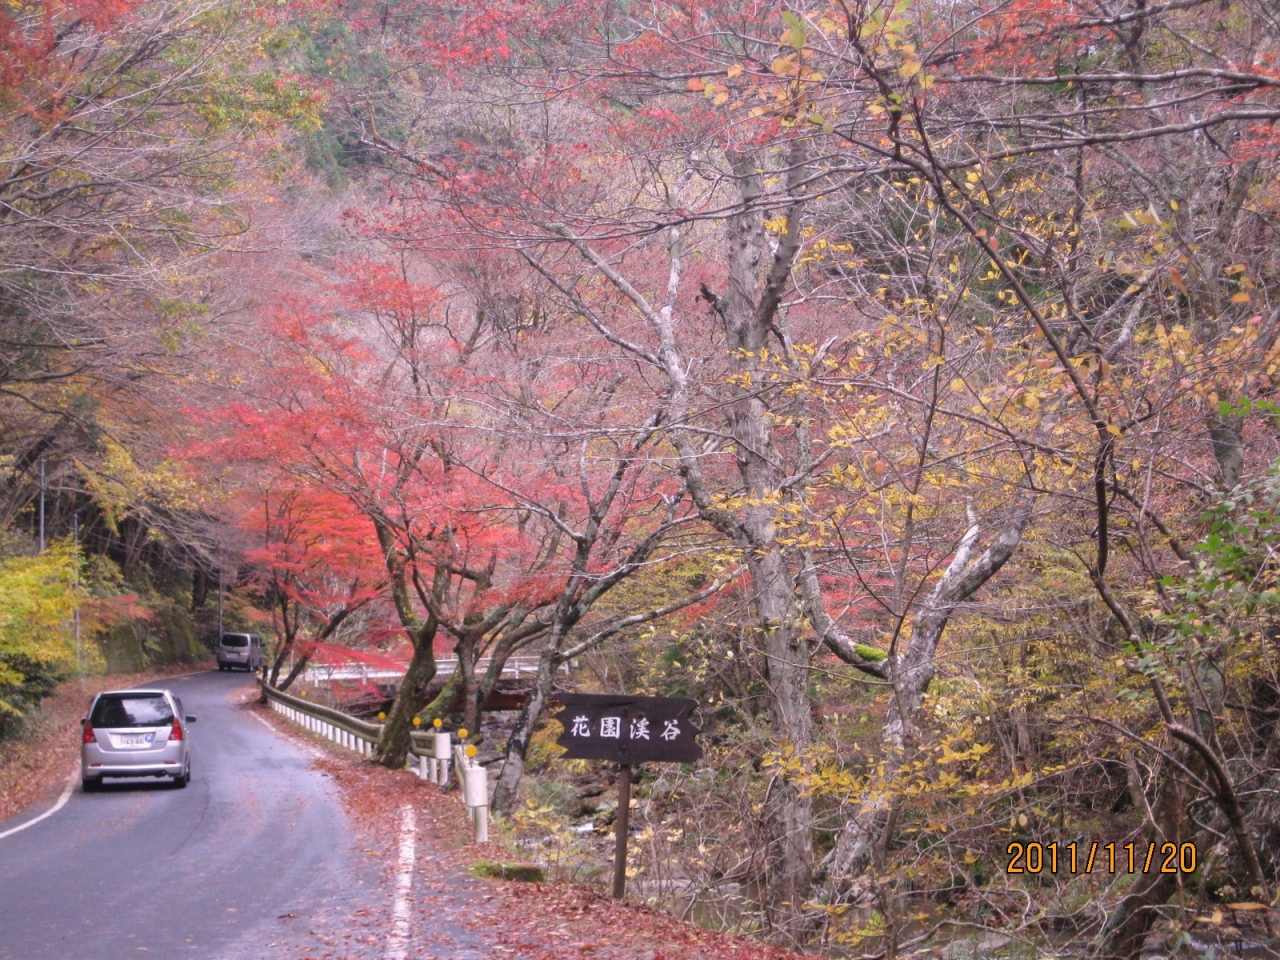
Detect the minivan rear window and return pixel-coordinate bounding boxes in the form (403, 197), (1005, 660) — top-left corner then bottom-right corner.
(91, 694), (174, 728)
(221, 634), (250, 647)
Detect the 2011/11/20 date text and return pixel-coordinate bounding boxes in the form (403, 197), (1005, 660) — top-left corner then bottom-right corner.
(1006, 841), (1198, 875)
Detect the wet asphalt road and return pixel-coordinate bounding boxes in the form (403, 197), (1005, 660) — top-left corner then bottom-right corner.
(0, 670), (378, 960)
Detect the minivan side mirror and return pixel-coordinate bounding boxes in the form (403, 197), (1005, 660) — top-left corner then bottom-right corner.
(80, 717), (86, 725)
(186, 716), (197, 723)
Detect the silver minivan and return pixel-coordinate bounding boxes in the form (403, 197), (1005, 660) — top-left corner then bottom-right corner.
(81, 689), (195, 790)
(217, 632), (264, 672)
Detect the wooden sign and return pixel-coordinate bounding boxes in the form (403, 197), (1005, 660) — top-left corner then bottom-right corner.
(551, 693), (703, 900)
(552, 693), (701, 764)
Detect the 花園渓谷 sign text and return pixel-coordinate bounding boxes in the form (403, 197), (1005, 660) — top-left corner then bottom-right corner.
(552, 693), (701, 763)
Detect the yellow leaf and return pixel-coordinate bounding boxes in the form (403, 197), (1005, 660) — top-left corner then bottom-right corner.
(1106, 424), (1123, 437)
(1225, 902), (1268, 911)
(1230, 292), (1251, 303)
(899, 59), (922, 78)
(950, 378), (966, 393)
(726, 64), (744, 79)
(1225, 263), (1247, 275)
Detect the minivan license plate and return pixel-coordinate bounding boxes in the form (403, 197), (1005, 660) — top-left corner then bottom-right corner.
(120, 734), (152, 747)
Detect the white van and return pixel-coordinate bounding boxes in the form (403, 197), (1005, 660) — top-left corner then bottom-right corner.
(216, 632), (264, 672)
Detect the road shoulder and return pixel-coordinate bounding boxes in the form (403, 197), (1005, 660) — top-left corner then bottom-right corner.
(250, 698), (807, 960)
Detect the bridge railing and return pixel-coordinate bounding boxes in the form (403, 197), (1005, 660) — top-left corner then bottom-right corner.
(298, 654), (548, 686)
(258, 679), (491, 841)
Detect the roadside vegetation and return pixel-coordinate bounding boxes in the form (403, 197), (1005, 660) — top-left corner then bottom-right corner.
(2, 0), (1280, 956)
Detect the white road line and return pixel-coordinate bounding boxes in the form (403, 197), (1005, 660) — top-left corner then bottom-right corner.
(0, 670), (217, 843)
(386, 804), (416, 960)
(0, 765), (79, 842)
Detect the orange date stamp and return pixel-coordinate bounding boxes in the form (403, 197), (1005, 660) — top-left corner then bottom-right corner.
(1005, 840), (1198, 875)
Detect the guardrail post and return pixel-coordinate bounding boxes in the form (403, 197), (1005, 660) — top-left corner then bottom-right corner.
(453, 745), (466, 789)
(433, 731), (451, 787)
(463, 763), (489, 843)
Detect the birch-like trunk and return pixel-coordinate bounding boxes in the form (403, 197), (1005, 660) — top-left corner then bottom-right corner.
(825, 492), (1034, 882)
(532, 142), (822, 920)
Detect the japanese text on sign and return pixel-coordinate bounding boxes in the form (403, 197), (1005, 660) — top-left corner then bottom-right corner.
(552, 694), (701, 763)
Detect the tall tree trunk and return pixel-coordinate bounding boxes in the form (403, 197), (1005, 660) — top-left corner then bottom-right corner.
(471, 637), (519, 736)
(373, 519), (440, 768)
(1097, 756), (1187, 959)
(752, 553), (816, 927)
(275, 650), (312, 693)
(1196, 159), (1258, 495)
(718, 146), (818, 921)
(825, 490), (1034, 882)
(192, 567), (208, 610)
(426, 668), (464, 720)
(268, 648), (287, 689)
(492, 644), (559, 814)
(380, 638), (437, 766)
(539, 141), (822, 921)
(460, 647), (481, 737)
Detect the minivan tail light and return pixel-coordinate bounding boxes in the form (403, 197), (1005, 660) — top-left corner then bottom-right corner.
(169, 718), (183, 741)
(82, 721), (95, 744)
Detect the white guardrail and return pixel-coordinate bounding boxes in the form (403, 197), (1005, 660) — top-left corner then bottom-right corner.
(259, 680), (491, 842)
(299, 655), (545, 685)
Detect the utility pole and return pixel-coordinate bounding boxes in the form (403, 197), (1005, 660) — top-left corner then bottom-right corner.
(38, 458), (46, 552)
(73, 514), (82, 682)
(217, 565), (224, 641)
